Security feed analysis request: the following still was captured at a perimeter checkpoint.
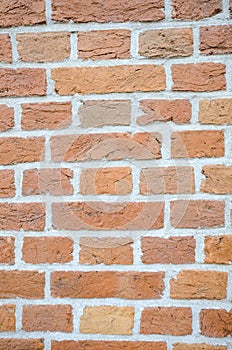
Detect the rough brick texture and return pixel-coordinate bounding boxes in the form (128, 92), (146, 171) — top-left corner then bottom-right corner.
(201, 165), (232, 194)
(0, 170), (15, 197)
(0, 305), (15, 331)
(199, 98), (232, 124)
(0, 105), (14, 131)
(0, 237), (15, 264)
(172, 0), (222, 20)
(0, 35), (12, 63)
(52, 341), (167, 350)
(200, 309), (232, 337)
(204, 235), (232, 264)
(200, 25), (232, 55)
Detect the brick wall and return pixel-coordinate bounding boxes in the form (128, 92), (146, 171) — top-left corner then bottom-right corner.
(0, 0), (232, 349)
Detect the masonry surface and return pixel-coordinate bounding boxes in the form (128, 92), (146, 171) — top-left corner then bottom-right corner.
(0, 0), (232, 349)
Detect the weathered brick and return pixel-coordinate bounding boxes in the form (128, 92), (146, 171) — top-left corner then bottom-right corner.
(21, 102), (72, 130)
(0, 69), (46, 97)
(0, 339), (44, 350)
(0, 0), (45, 27)
(200, 25), (232, 55)
(80, 167), (132, 195)
(52, 341), (167, 350)
(0, 137), (45, 165)
(141, 307), (192, 335)
(79, 100), (131, 128)
(201, 165), (232, 194)
(79, 237), (134, 265)
(172, 63), (226, 92)
(0, 237), (15, 264)
(78, 30), (130, 60)
(0, 305), (15, 331)
(170, 270), (227, 299)
(51, 132), (162, 162)
(22, 168), (73, 196)
(0, 271), (44, 299)
(200, 309), (232, 337)
(171, 131), (224, 158)
(22, 305), (73, 332)
(173, 344), (227, 350)
(0, 34), (12, 62)
(0, 170), (15, 198)
(137, 99), (191, 125)
(140, 166), (195, 194)
(17, 32), (70, 62)
(52, 201), (164, 230)
(170, 200), (225, 228)
(142, 236), (195, 264)
(199, 98), (232, 124)
(0, 105), (14, 132)
(204, 235), (232, 264)
(139, 28), (193, 58)
(51, 65), (165, 95)
(52, 0), (164, 23)
(80, 306), (134, 335)
(51, 271), (164, 299)
(23, 237), (73, 264)
(172, 0), (222, 20)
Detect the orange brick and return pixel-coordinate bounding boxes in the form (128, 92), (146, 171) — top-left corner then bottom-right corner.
(52, 201), (164, 230)
(200, 309), (232, 337)
(171, 131), (224, 158)
(0, 271), (44, 299)
(0, 105), (14, 131)
(170, 200), (225, 228)
(141, 307), (192, 335)
(22, 168), (73, 196)
(80, 167), (132, 195)
(0, 305), (15, 331)
(23, 237), (73, 264)
(199, 98), (232, 124)
(0, 339), (44, 350)
(172, 0), (222, 20)
(201, 165), (232, 194)
(0, 170), (15, 198)
(205, 235), (232, 264)
(0, 34), (12, 62)
(52, 341), (167, 350)
(142, 236), (195, 264)
(51, 65), (165, 95)
(172, 63), (226, 92)
(173, 344), (227, 350)
(22, 305), (73, 332)
(0, 237), (15, 264)
(200, 25), (232, 55)
(78, 30), (131, 60)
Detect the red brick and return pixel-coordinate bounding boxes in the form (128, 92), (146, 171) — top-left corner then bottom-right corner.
(51, 133), (161, 162)
(204, 235), (232, 264)
(21, 102), (72, 130)
(200, 25), (232, 55)
(52, 0), (164, 23)
(22, 168), (73, 196)
(172, 0), (222, 20)
(172, 63), (226, 92)
(173, 344), (226, 350)
(0, 237), (15, 264)
(78, 30), (131, 60)
(142, 236), (195, 264)
(170, 200), (225, 228)
(201, 165), (232, 194)
(0, 339), (44, 350)
(0, 34), (12, 62)
(22, 305), (73, 332)
(23, 237), (73, 264)
(0, 271), (44, 299)
(200, 309), (232, 337)
(52, 341), (167, 350)
(0, 305), (15, 331)
(0, 69), (46, 97)
(141, 307), (192, 335)
(0, 105), (14, 132)
(52, 201), (164, 230)
(0, 170), (15, 198)
(199, 98), (232, 124)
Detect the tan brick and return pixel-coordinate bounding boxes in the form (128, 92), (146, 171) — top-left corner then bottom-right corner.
(21, 102), (72, 130)
(0, 237), (15, 264)
(0, 0), (45, 27)
(0, 34), (12, 62)
(79, 100), (131, 128)
(201, 165), (232, 194)
(17, 32), (70, 62)
(22, 168), (73, 196)
(137, 99), (191, 125)
(172, 63), (226, 92)
(0, 69), (46, 97)
(171, 131), (224, 158)
(0, 170), (15, 198)
(0, 339), (44, 350)
(170, 200), (225, 228)
(0, 271), (44, 299)
(140, 166), (195, 194)
(52, 0), (164, 23)
(0, 137), (45, 165)
(200, 309), (232, 337)
(170, 270), (227, 300)
(141, 307), (192, 335)
(78, 30), (130, 60)
(51, 132), (162, 162)
(200, 25), (232, 55)
(173, 344), (227, 350)
(172, 0), (222, 20)
(139, 28), (192, 58)
(23, 237), (73, 264)
(205, 235), (232, 264)
(0, 305), (15, 331)
(80, 167), (132, 195)
(22, 305), (73, 332)
(80, 306), (134, 335)
(52, 201), (164, 230)
(0, 105), (14, 132)
(142, 236), (195, 264)
(52, 65), (165, 95)
(51, 271), (164, 299)
(199, 98), (232, 124)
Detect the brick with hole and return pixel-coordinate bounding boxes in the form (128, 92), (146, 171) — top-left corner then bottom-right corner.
(200, 309), (232, 337)
(200, 25), (232, 55)
(0, 305), (15, 332)
(201, 165), (232, 194)
(0, 105), (14, 132)
(199, 98), (232, 124)
(204, 235), (232, 264)
(0, 237), (14, 264)
(172, 0), (222, 20)
(0, 34), (12, 62)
